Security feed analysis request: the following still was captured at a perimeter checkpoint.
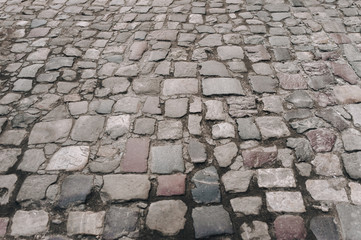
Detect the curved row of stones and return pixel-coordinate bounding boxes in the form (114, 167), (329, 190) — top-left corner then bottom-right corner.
(1, 0), (361, 239)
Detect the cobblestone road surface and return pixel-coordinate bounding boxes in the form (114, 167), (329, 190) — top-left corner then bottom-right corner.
(1, 0), (361, 239)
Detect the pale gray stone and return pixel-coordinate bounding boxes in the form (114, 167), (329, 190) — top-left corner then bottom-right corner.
(295, 163), (312, 177)
(11, 210), (49, 236)
(198, 34), (222, 46)
(222, 170), (254, 193)
(341, 128), (361, 151)
(67, 211), (105, 236)
(129, 41), (147, 60)
(287, 138), (314, 162)
(257, 168), (296, 188)
(174, 62), (197, 77)
(17, 175), (57, 202)
(240, 221), (271, 240)
(103, 207), (139, 239)
(150, 145), (184, 174)
(188, 115), (202, 135)
(345, 104), (361, 127)
(306, 179), (348, 202)
(134, 118), (156, 135)
(0, 129), (27, 146)
(45, 57), (74, 70)
(349, 182), (361, 205)
(71, 116), (105, 142)
(230, 197), (262, 215)
(249, 76), (278, 93)
(157, 120), (183, 140)
(311, 153), (343, 176)
(0, 149), (21, 173)
(162, 78), (198, 95)
(217, 46), (244, 60)
(205, 100), (226, 120)
(146, 200), (187, 236)
(266, 191), (305, 212)
(337, 203), (361, 240)
(105, 115), (130, 139)
(285, 91), (313, 108)
(256, 117), (290, 139)
(165, 98), (188, 118)
(212, 122), (235, 139)
(237, 118), (261, 140)
(29, 119), (72, 145)
(114, 97), (140, 114)
(188, 139), (207, 163)
(202, 78), (244, 96)
(13, 79), (32, 92)
(102, 77), (130, 94)
(46, 146), (89, 171)
(18, 64), (43, 78)
(0, 174), (17, 205)
(214, 142), (238, 167)
(342, 152), (361, 179)
(199, 61), (230, 77)
(227, 97), (257, 117)
(143, 96), (161, 114)
(102, 174), (150, 201)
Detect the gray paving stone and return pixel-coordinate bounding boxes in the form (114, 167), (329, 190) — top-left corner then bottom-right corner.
(202, 78), (245, 96)
(102, 77), (130, 94)
(71, 116), (105, 142)
(143, 96), (161, 114)
(46, 146), (89, 171)
(237, 118), (261, 140)
(266, 191), (305, 213)
(129, 41), (147, 60)
(150, 144), (184, 174)
(58, 175), (93, 208)
(29, 119), (72, 145)
(217, 46), (244, 60)
(287, 138), (314, 162)
(256, 116), (290, 139)
(17, 174), (57, 202)
(205, 100), (226, 120)
(336, 203), (361, 240)
(212, 122), (235, 139)
(18, 64), (43, 78)
(105, 115), (130, 139)
(0, 149), (22, 173)
(257, 168), (296, 188)
(199, 61), (230, 77)
(146, 200), (187, 236)
(245, 45), (271, 62)
(341, 152), (361, 179)
(0, 129), (27, 146)
(165, 98), (188, 118)
(214, 142), (238, 167)
(0, 174), (17, 205)
(306, 179), (348, 202)
(103, 207), (139, 239)
(310, 216), (340, 240)
(231, 196), (262, 215)
(11, 210), (49, 236)
(192, 206), (233, 239)
(311, 153), (342, 176)
(188, 139), (206, 163)
(174, 62), (197, 77)
(198, 34), (222, 47)
(162, 78), (198, 95)
(341, 128), (361, 151)
(188, 115), (202, 135)
(102, 174), (150, 201)
(45, 57), (74, 71)
(114, 97), (141, 114)
(227, 97), (257, 117)
(316, 108), (349, 131)
(240, 221), (271, 240)
(134, 118), (156, 135)
(222, 170), (254, 193)
(67, 211), (105, 236)
(192, 166), (220, 203)
(249, 76), (278, 93)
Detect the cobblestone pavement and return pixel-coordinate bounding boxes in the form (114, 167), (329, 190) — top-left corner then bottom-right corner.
(1, 0), (361, 239)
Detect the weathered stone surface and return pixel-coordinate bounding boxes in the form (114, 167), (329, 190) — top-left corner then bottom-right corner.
(310, 216), (340, 240)
(0, 218), (8, 237)
(212, 122), (235, 139)
(341, 152), (361, 179)
(71, 116), (105, 142)
(285, 91), (313, 108)
(227, 97), (257, 117)
(214, 142), (238, 167)
(290, 117), (329, 133)
(157, 120), (183, 140)
(45, 57), (74, 70)
(332, 62), (359, 84)
(129, 41), (147, 60)
(46, 146), (89, 171)
(18, 64), (43, 78)
(217, 46), (244, 60)
(103, 207), (138, 239)
(287, 138), (314, 162)
(205, 100), (226, 120)
(192, 166), (220, 203)
(274, 215), (307, 240)
(256, 117), (290, 139)
(198, 34), (222, 47)
(245, 45), (271, 62)
(150, 145), (184, 174)
(266, 191), (305, 212)
(102, 77), (130, 94)
(336, 203), (361, 240)
(67, 211), (105, 236)
(174, 62), (197, 77)
(11, 210), (49, 236)
(134, 118), (155, 135)
(0, 174), (17, 205)
(188, 115), (202, 135)
(162, 78), (198, 95)
(237, 118), (261, 140)
(306, 179), (348, 202)
(200, 61), (230, 77)
(278, 73), (308, 90)
(132, 78), (160, 95)
(188, 139), (206, 163)
(29, 119), (72, 144)
(341, 128), (361, 151)
(149, 30), (178, 41)
(121, 138), (149, 173)
(17, 175), (57, 202)
(249, 76), (278, 93)
(349, 182), (361, 205)
(230, 197), (262, 215)
(192, 206), (233, 239)
(257, 168), (296, 188)
(157, 174), (186, 196)
(202, 78), (244, 96)
(241, 221), (271, 240)
(58, 175), (93, 208)
(146, 200), (187, 236)
(311, 153), (343, 176)
(345, 104), (361, 127)
(102, 174), (150, 201)
(316, 108), (349, 131)
(242, 146), (278, 168)
(222, 170), (254, 193)
(0, 129), (27, 146)
(143, 96), (161, 114)
(0, 149), (22, 173)
(305, 129), (336, 152)
(165, 98), (188, 118)
(333, 85), (361, 104)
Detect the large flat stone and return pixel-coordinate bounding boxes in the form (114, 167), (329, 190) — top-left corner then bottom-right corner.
(336, 203), (361, 240)
(341, 152), (361, 179)
(0, 174), (17, 205)
(192, 166), (220, 203)
(257, 168), (296, 188)
(256, 116), (290, 139)
(46, 146), (89, 171)
(103, 207), (139, 239)
(150, 145), (184, 174)
(102, 174), (150, 201)
(67, 211), (105, 236)
(266, 191), (305, 213)
(310, 216), (340, 240)
(202, 78), (245, 96)
(333, 85), (361, 104)
(17, 175), (57, 202)
(29, 119), (72, 144)
(222, 170), (254, 193)
(0, 149), (21, 173)
(306, 179), (348, 202)
(121, 138), (149, 173)
(71, 116), (105, 142)
(11, 210), (49, 236)
(58, 175), (93, 208)
(162, 78), (198, 95)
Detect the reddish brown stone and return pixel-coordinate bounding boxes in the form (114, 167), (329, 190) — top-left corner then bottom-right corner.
(330, 33), (352, 44)
(156, 174), (186, 196)
(121, 138), (150, 173)
(305, 129), (336, 152)
(274, 215), (307, 240)
(277, 73), (307, 90)
(0, 218), (9, 237)
(332, 62), (359, 85)
(242, 146), (277, 168)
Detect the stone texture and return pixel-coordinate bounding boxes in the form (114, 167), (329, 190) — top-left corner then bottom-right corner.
(310, 216), (340, 240)
(67, 211), (105, 236)
(341, 152), (361, 179)
(305, 129), (336, 152)
(188, 139), (207, 163)
(102, 174), (150, 201)
(222, 170), (254, 193)
(257, 168), (296, 188)
(164, 98), (188, 118)
(150, 145), (184, 174)
(162, 78), (198, 95)
(157, 120), (183, 140)
(256, 117), (290, 139)
(0, 174), (17, 205)
(202, 78), (244, 96)
(71, 116), (105, 142)
(241, 221), (271, 240)
(157, 174), (186, 196)
(11, 210), (49, 236)
(237, 118), (261, 140)
(349, 182), (361, 205)
(336, 203), (361, 240)
(146, 200), (187, 236)
(287, 138), (314, 162)
(134, 118), (155, 135)
(333, 85), (361, 104)
(46, 146), (89, 171)
(205, 100), (226, 120)
(29, 119), (72, 144)
(192, 206), (233, 239)
(341, 128), (361, 151)
(58, 175), (93, 208)
(103, 207), (138, 239)
(306, 179), (348, 202)
(274, 215), (307, 240)
(311, 153), (343, 176)
(249, 76), (278, 93)
(242, 146), (278, 168)
(214, 142), (238, 167)
(0, 129), (27, 146)
(212, 122), (235, 139)
(17, 175), (57, 202)
(0, 218), (8, 237)
(230, 197), (262, 215)
(0, 149), (21, 173)
(266, 191), (305, 213)
(121, 138), (149, 173)
(192, 166), (220, 203)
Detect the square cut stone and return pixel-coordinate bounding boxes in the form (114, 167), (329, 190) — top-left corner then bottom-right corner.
(121, 138), (150, 173)
(46, 146), (89, 171)
(256, 116), (290, 139)
(67, 211), (105, 236)
(249, 76), (278, 93)
(266, 191), (305, 213)
(151, 145), (184, 174)
(257, 168), (296, 188)
(230, 197), (262, 215)
(102, 174), (150, 201)
(157, 174), (186, 196)
(162, 78), (198, 95)
(202, 78), (245, 96)
(11, 210), (49, 236)
(157, 120), (183, 140)
(71, 116), (105, 142)
(134, 118), (156, 135)
(165, 98), (188, 118)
